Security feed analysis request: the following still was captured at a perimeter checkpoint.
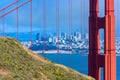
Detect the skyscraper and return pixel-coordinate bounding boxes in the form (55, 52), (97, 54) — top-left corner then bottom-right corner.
(36, 33), (41, 41)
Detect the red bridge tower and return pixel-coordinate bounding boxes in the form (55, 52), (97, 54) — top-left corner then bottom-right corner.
(89, 0), (116, 80)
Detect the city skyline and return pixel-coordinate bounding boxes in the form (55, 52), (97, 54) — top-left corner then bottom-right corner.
(0, 0), (119, 80)
(0, 0), (120, 36)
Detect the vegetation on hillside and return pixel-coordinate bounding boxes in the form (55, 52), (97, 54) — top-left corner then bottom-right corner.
(0, 37), (94, 80)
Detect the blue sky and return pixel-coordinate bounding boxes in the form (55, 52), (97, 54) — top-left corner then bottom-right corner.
(0, 0), (120, 36)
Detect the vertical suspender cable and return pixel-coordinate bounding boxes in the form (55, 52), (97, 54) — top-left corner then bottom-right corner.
(80, 0), (83, 52)
(117, 0), (119, 37)
(82, 0), (84, 40)
(79, 0), (81, 70)
(116, 0), (118, 52)
(83, 0), (85, 39)
(70, 0), (72, 40)
(70, 0), (72, 68)
(80, 0), (82, 53)
(68, 0), (72, 67)
(44, 0), (46, 55)
(118, 0), (119, 38)
(80, 0), (82, 68)
(30, 0), (32, 46)
(16, 1), (19, 40)
(2, 17), (4, 37)
(85, 0), (86, 39)
(2, 9), (5, 37)
(84, 0), (87, 51)
(68, 0), (70, 67)
(56, 0), (60, 63)
(118, 0), (120, 53)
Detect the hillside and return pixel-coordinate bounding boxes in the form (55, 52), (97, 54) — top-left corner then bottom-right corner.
(0, 37), (94, 80)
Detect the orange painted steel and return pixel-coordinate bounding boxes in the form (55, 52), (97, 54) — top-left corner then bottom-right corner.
(43, 0), (46, 54)
(88, 0), (116, 80)
(0, 0), (19, 12)
(56, 0), (60, 62)
(0, 0), (32, 18)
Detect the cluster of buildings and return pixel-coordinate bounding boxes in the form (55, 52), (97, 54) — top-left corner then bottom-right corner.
(36, 32), (88, 45)
(21, 32), (120, 54)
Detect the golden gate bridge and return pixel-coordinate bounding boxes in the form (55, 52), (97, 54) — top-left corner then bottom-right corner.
(0, 0), (118, 80)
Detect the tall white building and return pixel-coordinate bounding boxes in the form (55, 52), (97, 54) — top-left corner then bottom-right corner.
(77, 32), (81, 40)
(49, 37), (53, 43)
(85, 33), (88, 39)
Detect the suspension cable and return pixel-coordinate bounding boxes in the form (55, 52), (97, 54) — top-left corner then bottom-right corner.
(56, 0), (60, 63)
(83, 0), (85, 39)
(2, 17), (4, 37)
(117, 0), (119, 37)
(44, 0), (46, 55)
(68, 0), (72, 51)
(30, 0), (32, 46)
(16, 1), (19, 40)
(85, 0), (86, 39)
(68, 0), (72, 68)
(81, 0), (83, 40)
(1, 7), (5, 37)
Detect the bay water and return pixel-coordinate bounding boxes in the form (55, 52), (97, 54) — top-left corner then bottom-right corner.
(39, 53), (120, 80)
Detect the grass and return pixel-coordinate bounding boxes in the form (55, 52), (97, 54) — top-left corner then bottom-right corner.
(0, 37), (94, 80)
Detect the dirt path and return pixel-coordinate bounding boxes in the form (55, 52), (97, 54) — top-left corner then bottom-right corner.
(0, 69), (11, 77)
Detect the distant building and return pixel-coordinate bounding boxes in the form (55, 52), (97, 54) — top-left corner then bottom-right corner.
(49, 37), (53, 43)
(64, 33), (67, 40)
(76, 32), (81, 40)
(74, 32), (77, 37)
(85, 33), (88, 40)
(61, 32), (65, 39)
(36, 33), (41, 41)
(53, 36), (57, 44)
